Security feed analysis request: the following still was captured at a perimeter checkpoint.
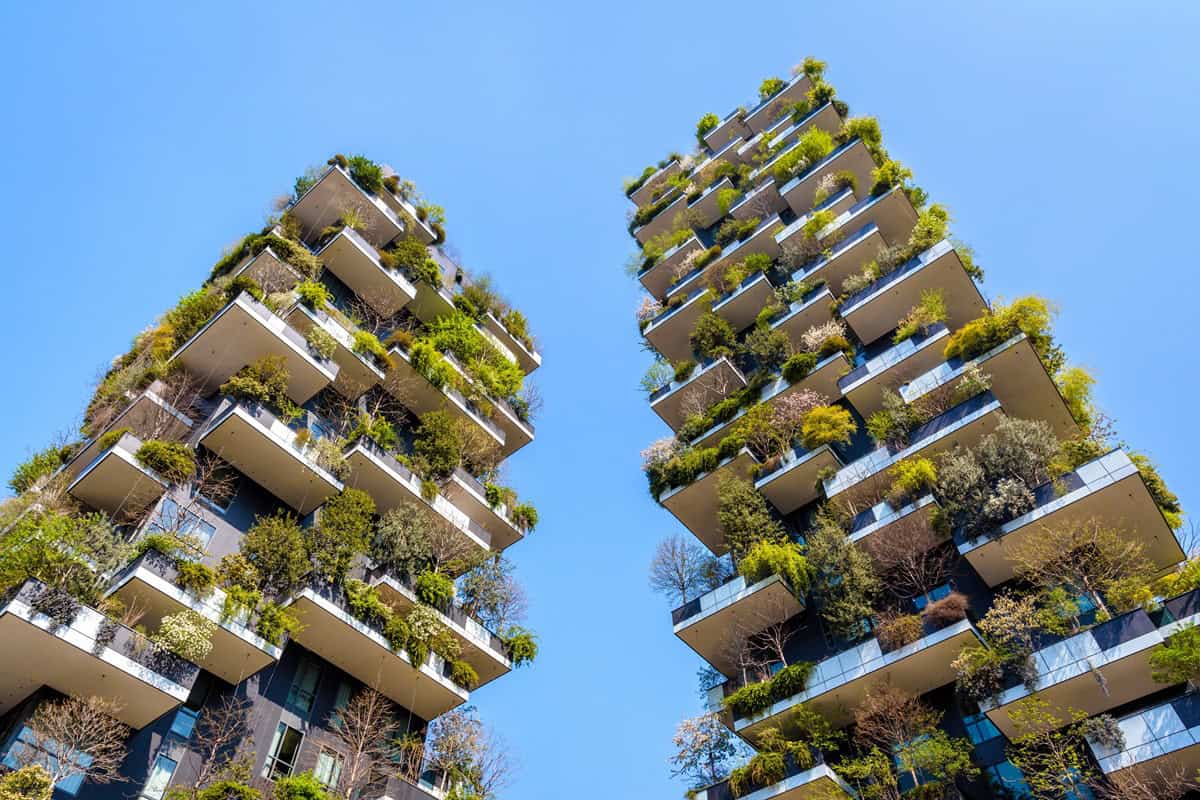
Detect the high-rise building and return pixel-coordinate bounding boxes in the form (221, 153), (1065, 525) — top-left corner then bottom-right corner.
(0, 155), (541, 800)
(630, 60), (1191, 799)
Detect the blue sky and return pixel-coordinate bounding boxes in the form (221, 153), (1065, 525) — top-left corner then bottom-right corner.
(2, 2), (1199, 798)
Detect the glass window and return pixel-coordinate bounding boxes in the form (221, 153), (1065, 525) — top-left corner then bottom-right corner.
(139, 754), (178, 800)
(286, 657), (323, 715)
(262, 723), (304, 780)
(333, 681), (353, 712)
(147, 497), (216, 550)
(963, 712), (1001, 745)
(913, 583), (953, 610)
(313, 748), (344, 790)
(169, 707), (199, 740)
(2, 725), (92, 796)
(988, 760), (1033, 799)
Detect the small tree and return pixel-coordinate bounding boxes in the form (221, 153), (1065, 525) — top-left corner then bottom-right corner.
(669, 712), (741, 789)
(1006, 696), (1094, 800)
(1094, 762), (1200, 800)
(458, 555), (528, 632)
(239, 511), (308, 599)
(0, 765), (52, 800)
(307, 488), (376, 585)
(716, 476), (786, 558)
(804, 508), (880, 639)
(168, 695), (253, 799)
(868, 523), (958, 605)
(648, 535), (712, 606)
(14, 697), (130, 791)
(1149, 624), (1200, 689)
(425, 707), (511, 799)
(327, 688), (404, 799)
(1007, 518), (1153, 619)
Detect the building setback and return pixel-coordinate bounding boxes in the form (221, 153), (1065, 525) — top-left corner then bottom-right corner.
(0, 155), (541, 800)
(630, 59), (1193, 799)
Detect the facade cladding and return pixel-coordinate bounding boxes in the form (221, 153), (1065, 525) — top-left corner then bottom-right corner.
(631, 60), (1196, 799)
(0, 156), (541, 800)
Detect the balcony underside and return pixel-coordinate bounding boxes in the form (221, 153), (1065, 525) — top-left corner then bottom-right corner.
(171, 294), (337, 405)
(198, 404), (341, 515)
(769, 289), (837, 351)
(290, 166), (403, 249)
(383, 348), (507, 452)
(68, 439), (167, 519)
(675, 576), (802, 675)
(756, 445), (842, 515)
(629, 160), (682, 207)
(319, 229), (416, 317)
(443, 471), (523, 550)
(651, 358), (747, 432)
(639, 237), (703, 300)
(661, 449), (758, 555)
(729, 180), (785, 221)
(714, 274), (775, 333)
(284, 305), (385, 399)
(634, 194), (690, 245)
(287, 589), (467, 720)
(232, 247), (303, 295)
(108, 566), (279, 684)
(743, 76), (813, 134)
(793, 224), (887, 299)
(481, 312), (541, 374)
(839, 327), (951, 420)
(779, 140), (877, 216)
(66, 385), (192, 482)
(644, 292), (709, 363)
(689, 177), (734, 229)
(372, 576), (511, 686)
(703, 115), (751, 153)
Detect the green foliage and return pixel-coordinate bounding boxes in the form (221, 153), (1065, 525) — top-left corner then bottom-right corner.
(870, 158), (914, 197)
(295, 280), (332, 309)
(0, 511), (128, 604)
(1151, 624), (1200, 686)
(96, 427), (132, 452)
(717, 475), (787, 556)
(0, 765), (52, 800)
(224, 274), (263, 303)
(503, 626), (538, 666)
(943, 296), (1062, 373)
(696, 112), (720, 144)
(416, 569), (455, 607)
(196, 781), (261, 800)
(159, 288), (227, 356)
(307, 489), (375, 585)
(175, 561), (216, 594)
(723, 661), (815, 718)
(714, 216), (760, 247)
(352, 330), (393, 370)
(689, 311), (737, 360)
(135, 531), (200, 562)
(413, 410), (464, 480)
(135, 440), (197, 483)
(510, 502), (538, 531)
(805, 508), (880, 638)
(738, 539), (812, 594)
(304, 326), (337, 360)
(255, 601), (301, 646)
(1006, 697), (1095, 800)
(887, 457), (937, 504)
(345, 411), (398, 452)
(410, 340), (458, 390)
(892, 289), (947, 344)
(772, 127), (835, 185)
(381, 236), (440, 286)
(646, 445), (720, 499)
(240, 511), (308, 598)
(716, 187), (741, 215)
(450, 659), (479, 689)
(344, 578), (392, 628)
(219, 355), (300, 421)
(1130, 452), (1184, 529)
(781, 352), (818, 383)
(273, 772), (331, 800)
(345, 155), (384, 194)
(729, 751), (785, 797)
(8, 445), (71, 494)
(673, 360), (697, 383)
(424, 310), (523, 399)
(758, 77), (786, 100)
(800, 405), (856, 450)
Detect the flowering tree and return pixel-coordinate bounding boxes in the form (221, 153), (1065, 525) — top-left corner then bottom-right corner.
(669, 712), (742, 789)
(641, 437), (681, 472)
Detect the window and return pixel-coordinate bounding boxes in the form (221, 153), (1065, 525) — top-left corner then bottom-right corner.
(168, 707), (199, 740)
(987, 760), (1033, 799)
(913, 583), (953, 610)
(963, 712), (1001, 745)
(1, 726), (92, 796)
(147, 497), (216, 551)
(262, 723), (304, 780)
(313, 748), (345, 790)
(333, 681), (353, 712)
(139, 754), (178, 800)
(286, 657), (323, 715)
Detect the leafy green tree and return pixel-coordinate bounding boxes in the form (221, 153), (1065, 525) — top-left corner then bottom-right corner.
(307, 489), (375, 585)
(716, 476), (786, 557)
(1006, 696), (1094, 799)
(804, 508), (880, 639)
(0, 511), (129, 602)
(8, 445), (71, 494)
(1150, 624), (1200, 689)
(240, 511), (308, 598)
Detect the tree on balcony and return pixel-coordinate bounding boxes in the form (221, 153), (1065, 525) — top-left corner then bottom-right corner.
(165, 695), (254, 800)
(669, 712), (743, 791)
(647, 534), (727, 607)
(325, 688), (408, 800)
(11, 696), (130, 793)
(425, 707), (511, 800)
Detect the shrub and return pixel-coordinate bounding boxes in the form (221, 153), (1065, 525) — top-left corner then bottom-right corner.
(1150, 624), (1200, 687)
(722, 680), (774, 718)
(30, 585), (81, 629)
(345, 412), (398, 452)
(870, 159), (914, 197)
(255, 601), (301, 646)
(300, 325), (335, 360)
(273, 772), (331, 800)
(921, 592), (969, 628)
(503, 626), (539, 666)
(449, 659), (479, 690)
(197, 781), (260, 800)
(135, 440), (196, 483)
(176, 561), (216, 595)
(758, 77), (786, 100)
(689, 312), (736, 360)
(893, 289), (947, 344)
(241, 511), (308, 598)
(0, 766), (52, 800)
(1131, 453), (1184, 529)
(220, 355), (298, 420)
(717, 475), (786, 556)
(345, 155), (384, 194)
(415, 570), (455, 607)
(779, 352), (818, 384)
(875, 611), (924, 651)
(409, 340), (458, 390)
(943, 296), (1059, 368)
(770, 662), (814, 699)
(295, 280), (332, 309)
(887, 457), (937, 504)
(714, 216), (760, 246)
(224, 274), (264, 303)
(352, 330), (392, 369)
(413, 410), (464, 480)
(8, 445), (71, 494)
(344, 579), (392, 628)
(155, 609), (216, 662)
(738, 540), (811, 594)
(952, 644), (1009, 704)
(510, 502), (538, 531)
(730, 751), (786, 797)
(800, 405), (856, 450)
(307, 488), (375, 585)
(696, 113), (720, 144)
(381, 236), (440, 286)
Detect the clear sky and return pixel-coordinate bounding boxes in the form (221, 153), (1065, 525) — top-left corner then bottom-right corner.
(1, 2), (1198, 798)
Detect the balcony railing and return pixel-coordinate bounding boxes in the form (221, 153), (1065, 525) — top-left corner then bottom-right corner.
(316, 226), (417, 317)
(289, 165), (405, 249)
(0, 579), (200, 728)
(1088, 692), (1200, 776)
(691, 753), (854, 800)
(67, 432), (169, 518)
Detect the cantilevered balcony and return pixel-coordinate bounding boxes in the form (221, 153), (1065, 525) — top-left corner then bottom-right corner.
(902, 333), (1077, 439)
(67, 432), (169, 518)
(742, 74), (815, 134)
(692, 759), (854, 800)
(0, 579), (200, 728)
(983, 592), (1200, 739)
(703, 110), (751, 153)
(728, 179), (786, 221)
(317, 227), (417, 316)
(368, 569), (511, 687)
(63, 382), (193, 483)
(407, 249), (459, 324)
(838, 324), (951, 419)
(1088, 693), (1200, 778)
(289, 165), (404, 249)
(788, 222), (886, 300)
(284, 302), (387, 398)
(633, 193), (690, 245)
(230, 246), (304, 295)
(743, 102), (843, 163)
(341, 439), (493, 556)
(778, 139), (876, 216)
(383, 346), (508, 454)
(442, 468), (525, 550)
(106, 551), (281, 684)
(285, 581), (469, 720)
(650, 357), (748, 431)
(673, 573), (804, 675)
(958, 450), (1184, 587)
(688, 215), (787, 288)
(689, 354), (849, 452)
(766, 287), (837, 352)
(643, 286), (712, 363)
(712, 270), (776, 332)
(372, 773), (448, 800)
(171, 292), (339, 405)
(628, 158), (683, 208)
(660, 448), (759, 555)
(481, 311), (541, 374)
(197, 399), (343, 515)
(377, 186), (439, 245)
(824, 391), (1004, 507)
(637, 235), (704, 300)
(839, 241), (987, 345)
(755, 444), (843, 515)
(688, 177), (736, 229)
(722, 619), (982, 735)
